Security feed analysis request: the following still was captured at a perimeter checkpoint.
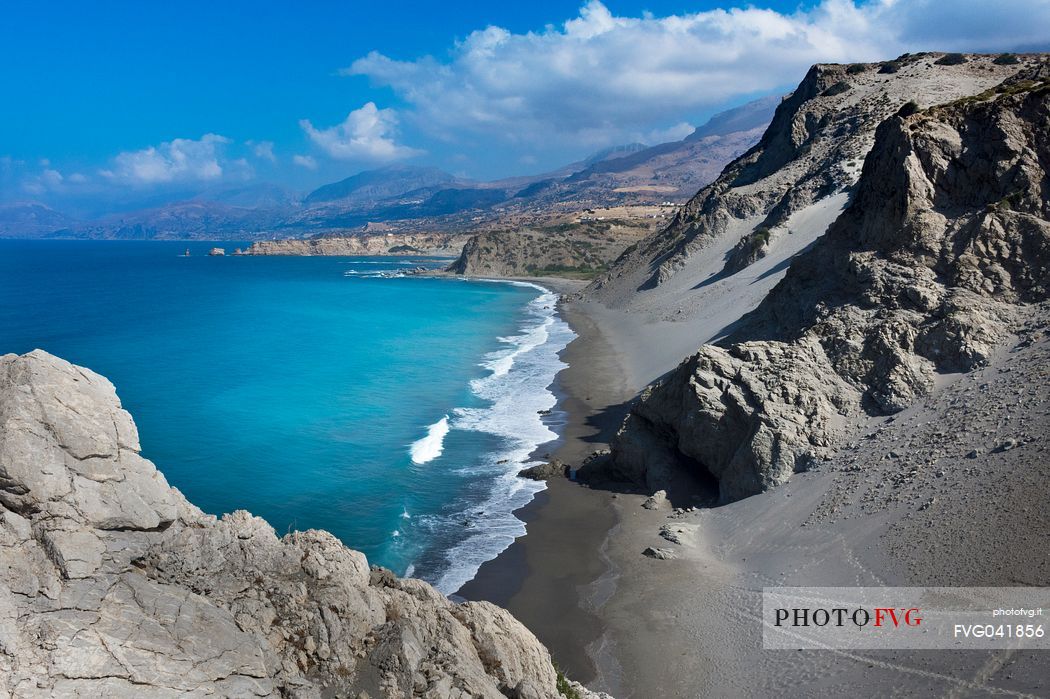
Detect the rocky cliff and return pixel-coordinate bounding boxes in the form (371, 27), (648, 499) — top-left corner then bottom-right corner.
(448, 224), (648, 278)
(584, 53), (1037, 303)
(0, 350), (606, 698)
(245, 232), (470, 257)
(597, 62), (1050, 502)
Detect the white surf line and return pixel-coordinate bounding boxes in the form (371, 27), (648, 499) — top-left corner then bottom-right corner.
(469, 277), (555, 293)
(428, 280), (575, 594)
(409, 415), (450, 464)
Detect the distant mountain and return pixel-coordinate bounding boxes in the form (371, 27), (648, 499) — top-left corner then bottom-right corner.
(285, 185), (510, 231)
(582, 143), (650, 165)
(304, 165), (456, 205)
(685, 94), (782, 140)
(413, 188), (507, 216)
(0, 97), (779, 240)
(295, 98), (779, 226)
(0, 202), (78, 238)
(194, 182), (299, 209)
(72, 200), (289, 241)
(561, 97), (780, 194)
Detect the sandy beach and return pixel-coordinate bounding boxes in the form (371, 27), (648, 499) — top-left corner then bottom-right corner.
(460, 284), (1050, 698)
(458, 292), (634, 686)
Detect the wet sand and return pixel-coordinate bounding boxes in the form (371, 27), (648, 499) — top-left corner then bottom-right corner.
(458, 297), (635, 685)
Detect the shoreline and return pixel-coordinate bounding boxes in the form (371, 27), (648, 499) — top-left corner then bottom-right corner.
(425, 275), (578, 594)
(460, 274), (1050, 698)
(458, 287), (637, 687)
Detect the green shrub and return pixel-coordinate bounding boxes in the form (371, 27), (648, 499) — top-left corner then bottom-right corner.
(555, 664), (582, 699)
(879, 61), (901, 74)
(987, 191), (1023, 213)
(998, 191), (1023, 211)
(846, 63), (867, 74)
(935, 53), (967, 66)
(751, 227), (771, 248)
(994, 53), (1021, 65)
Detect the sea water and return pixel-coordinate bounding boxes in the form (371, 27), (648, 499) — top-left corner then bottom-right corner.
(0, 240), (573, 593)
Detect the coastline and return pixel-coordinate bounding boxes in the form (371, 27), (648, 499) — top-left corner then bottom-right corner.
(458, 284), (637, 688)
(424, 275), (577, 594)
(454, 279), (746, 696)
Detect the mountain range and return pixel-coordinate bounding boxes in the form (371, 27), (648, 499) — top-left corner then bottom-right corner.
(0, 98), (778, 240)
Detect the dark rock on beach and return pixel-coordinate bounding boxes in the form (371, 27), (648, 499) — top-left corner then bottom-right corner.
(518, 459), (568, 481)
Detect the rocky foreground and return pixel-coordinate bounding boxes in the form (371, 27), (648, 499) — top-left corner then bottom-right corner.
(0, 350), (605, 698)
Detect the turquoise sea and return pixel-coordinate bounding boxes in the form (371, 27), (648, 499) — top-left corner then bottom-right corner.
(0, 240), (573, 593)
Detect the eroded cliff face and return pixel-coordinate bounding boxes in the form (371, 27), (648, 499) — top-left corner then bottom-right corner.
(0, 351), (606, 699)
(584, 53), (1037, 303)
(603, 65), (1050, 503)
(244, 233), (469, 257)
(447, 229), (632, 278)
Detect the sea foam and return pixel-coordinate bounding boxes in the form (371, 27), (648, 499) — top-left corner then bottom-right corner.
(427, 284), (575, 594)
(409, 415), (450, 464)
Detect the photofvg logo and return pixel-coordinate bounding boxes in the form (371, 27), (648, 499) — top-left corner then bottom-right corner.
(773, 606), (922, 629)
(762, 587), (1050, 650)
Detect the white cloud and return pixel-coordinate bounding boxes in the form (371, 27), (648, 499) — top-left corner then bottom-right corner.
(293, 154), (318, 169)
(346, 0), (1050, 147)
(250, 140), (277, 162)
(299, 102), (422, 161)
(101, 134), (232, 185)
(40, 169), (63, 187)
(21, 167), (65, 195)
(0, 158), (68, 199)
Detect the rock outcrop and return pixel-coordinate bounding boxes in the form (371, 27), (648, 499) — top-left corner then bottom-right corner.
(585, 53), (1037, 302)
(448, 225), (647, 279)
(606, 62), (1050, 502)
(609, 341), (858, 501)
(0, 350), (604, 698)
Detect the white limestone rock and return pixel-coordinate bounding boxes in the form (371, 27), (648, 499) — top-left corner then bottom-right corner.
(0, 350), (605, 698)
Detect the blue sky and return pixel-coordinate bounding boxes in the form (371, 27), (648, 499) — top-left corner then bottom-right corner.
(2, 0), (1048, 210)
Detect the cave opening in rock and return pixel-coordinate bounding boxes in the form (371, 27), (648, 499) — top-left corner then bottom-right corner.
(665, 450), (722, 509)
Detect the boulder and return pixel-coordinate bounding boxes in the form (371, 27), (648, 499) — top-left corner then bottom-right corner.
(517, 459), (567, 481)
(642, 547), (678, 560)
(640, 490), (668, 510)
